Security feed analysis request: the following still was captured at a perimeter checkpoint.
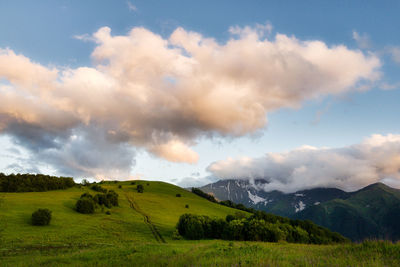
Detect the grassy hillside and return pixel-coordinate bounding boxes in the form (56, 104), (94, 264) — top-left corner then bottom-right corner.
(0, 181), (247, 247)
(1, 180), (399, 266)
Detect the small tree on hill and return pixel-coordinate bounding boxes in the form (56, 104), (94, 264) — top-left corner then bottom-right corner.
(32, 208), (52, 226)
(76, 198), (95, 214)
(137, 184), (144, 193)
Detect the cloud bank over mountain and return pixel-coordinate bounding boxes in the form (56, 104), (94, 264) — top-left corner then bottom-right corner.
(0, 24), (381, 179)
(207, 134), (400, 193)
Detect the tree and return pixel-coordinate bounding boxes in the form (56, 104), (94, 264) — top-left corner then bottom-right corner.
(32, 209), (52, 226)
(76, 198), (95, 214)
(137, 184), (144, 193)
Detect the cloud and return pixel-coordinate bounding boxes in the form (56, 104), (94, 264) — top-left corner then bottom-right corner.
(207, 134), (400, 193)
(127, 1), (137, 12)
(176, 175), (218, 188)
(0, 24), (381, 179)
(379, 81), (400, 90)
(352, 31), (371, 49)
(73, 33), (96, 42)
(388, 46), (400, 64)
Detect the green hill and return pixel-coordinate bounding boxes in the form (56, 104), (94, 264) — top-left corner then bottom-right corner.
(296, 183), (400, 241)
(0, 180), (399, 266)
(0, 180), (247, 247)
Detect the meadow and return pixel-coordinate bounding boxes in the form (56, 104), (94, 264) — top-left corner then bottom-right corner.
(0, 181), (399, 266)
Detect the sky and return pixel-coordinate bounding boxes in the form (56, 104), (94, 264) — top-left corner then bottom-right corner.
(0, 1), (400, 192)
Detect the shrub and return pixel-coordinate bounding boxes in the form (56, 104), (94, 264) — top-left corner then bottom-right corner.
(94, 193), (110, 208)
(177, 214), (205, 240)
(172, 229), (182, 240)
(130, 181), (136, 185)
(105, 211), (111, 215)
(106, 190), (119, 206)
(185, 204), (189, 208)
(176, 194), (181, 197)
(118, 185), (122, 189)
(90, 184), (107, 193)
(31, 208), (52, 226)
(147, 183), (150, 186)
(137, 184), (144, 193)
(191, 188), (217, 203)
(80, 192), (93, 199)
(76, 197), (95, 214)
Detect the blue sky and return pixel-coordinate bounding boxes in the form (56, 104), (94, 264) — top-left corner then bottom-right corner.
(0, 1), (400, 190)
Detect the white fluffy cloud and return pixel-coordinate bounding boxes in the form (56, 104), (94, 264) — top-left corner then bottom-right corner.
(207, 134), (400, 193)
(0, 24), (381, 178)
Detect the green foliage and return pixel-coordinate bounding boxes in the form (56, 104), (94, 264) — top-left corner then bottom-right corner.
(80, 192), (93, 199)
(90, 184), (107, 193)
(94, 193), (110, 208)
(192, 187), (218, 203)
(176, 213), (348, 244)
(106, 190), (119, 207)
(137, 184), (144, 193)
(176, 193), (181, 197)
(0, 173), (75, 192)
(76, 197), (95, 214)
(185, 204), (189, 208)
(31, 208), (52, 226)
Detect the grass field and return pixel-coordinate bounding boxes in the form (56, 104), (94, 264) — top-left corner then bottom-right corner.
(0, 181), (399, 266)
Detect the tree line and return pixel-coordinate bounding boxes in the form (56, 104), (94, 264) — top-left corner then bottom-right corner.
(176, 213), (349, 244)
(188, 188), (349, 244)
(0, 173), (75, 192)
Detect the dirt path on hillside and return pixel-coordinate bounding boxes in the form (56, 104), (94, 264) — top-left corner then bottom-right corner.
(125, 193), (166, 243)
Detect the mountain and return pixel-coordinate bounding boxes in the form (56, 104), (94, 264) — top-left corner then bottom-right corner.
(199, 179), (350, 217)
(200, 180), (400, 241)
(295, 183), (400, 241)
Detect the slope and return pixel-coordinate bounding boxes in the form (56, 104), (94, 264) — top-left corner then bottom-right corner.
(199, 179), (350, 217)
(296, 183), (400, 241)
(0, 180), (247, 251)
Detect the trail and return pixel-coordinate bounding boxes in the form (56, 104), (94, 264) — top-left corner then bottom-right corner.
(125, 193), (166, 243)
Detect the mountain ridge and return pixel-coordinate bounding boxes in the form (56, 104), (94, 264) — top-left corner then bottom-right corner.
(199, 179), (400, 241)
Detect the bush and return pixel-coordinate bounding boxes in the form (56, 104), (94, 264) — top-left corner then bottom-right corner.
(76, 197), (95, 214)
(185, 204), (189, 208)
(32, 208), (52, 226)
(176, 194), (181, 197)
(137, 184), (144, 193)
(90, 184), (107, 193)
(106, 190), (119, 206)
(191, 188), (217, 203)
(172, 229), (182, 240)
(80, 192), (93, 199)
(105, 211), (111, 215)
(130, 181), (136, 185)
(118, 185), (122, 189)
(94, 193), (110, 208)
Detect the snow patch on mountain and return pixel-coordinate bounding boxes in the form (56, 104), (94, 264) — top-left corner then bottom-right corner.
(295, 201), (306, 212)
(247, 190), (267, 204)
